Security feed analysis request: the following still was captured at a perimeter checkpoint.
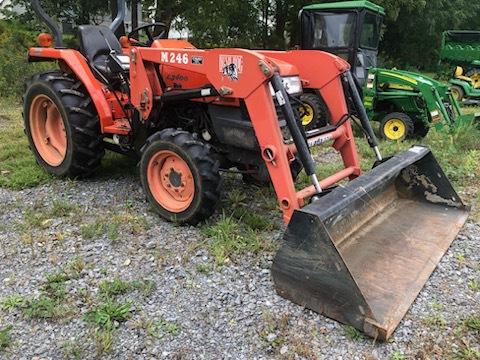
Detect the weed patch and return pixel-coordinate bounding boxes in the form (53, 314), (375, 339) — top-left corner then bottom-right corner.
(389, 351), (406, 360)
(99, 278), (155, 299)
(15, 199), (79, 235)
(84, 300), (133, 354)
(464, 316), (480, 333)
(201, 215), (274, 265)
(146, 316), (181, 338)
(344, 325), (363, 341)
(0, 326), (13, 352)
(81, 211), (150, 241)
(257, 311), (290, 349)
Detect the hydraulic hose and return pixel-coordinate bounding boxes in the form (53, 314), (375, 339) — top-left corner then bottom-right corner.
(344, 70), (382, 161)
(270, 73), (322, 194)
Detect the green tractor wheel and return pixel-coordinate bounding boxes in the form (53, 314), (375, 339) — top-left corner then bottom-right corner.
(450, 85), (465, 101)
(379, 112), (414, 141)
(298, 93), (329, 131)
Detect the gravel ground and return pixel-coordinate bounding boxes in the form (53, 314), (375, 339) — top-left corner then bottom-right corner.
(0, 172), (479, 360)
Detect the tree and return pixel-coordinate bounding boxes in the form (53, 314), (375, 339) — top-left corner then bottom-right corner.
(2, 0), (110, 29)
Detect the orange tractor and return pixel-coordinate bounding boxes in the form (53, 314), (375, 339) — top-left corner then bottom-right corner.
(25, 0), (468, 340)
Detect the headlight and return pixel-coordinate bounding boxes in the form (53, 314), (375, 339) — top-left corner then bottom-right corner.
(367, 73), (375, 89)
(269, 76), (302, 96)
(430, 110), (441, 122)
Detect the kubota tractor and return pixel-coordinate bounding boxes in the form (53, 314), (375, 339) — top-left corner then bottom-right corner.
(25, 0), (469, 340)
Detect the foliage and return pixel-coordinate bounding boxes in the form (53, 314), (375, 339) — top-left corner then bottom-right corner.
(201, 215), (274, 265)
(1, 0), (110, 27)
(84, 300), (132, 330)
(0, 21), (52, 97)
(0, 326), (13, 351)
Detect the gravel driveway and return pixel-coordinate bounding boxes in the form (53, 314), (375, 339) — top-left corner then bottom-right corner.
(0, 173), (478, 360)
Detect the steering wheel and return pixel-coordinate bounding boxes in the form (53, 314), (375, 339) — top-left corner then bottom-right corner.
(128, 23), (168, 47)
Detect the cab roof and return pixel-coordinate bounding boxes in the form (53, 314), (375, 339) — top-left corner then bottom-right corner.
(302, 1), (385, 16)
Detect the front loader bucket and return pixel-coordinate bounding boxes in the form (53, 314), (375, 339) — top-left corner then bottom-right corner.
(272, 146), (469, 340)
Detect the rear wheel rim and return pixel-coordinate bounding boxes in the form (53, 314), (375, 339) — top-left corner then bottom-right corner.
(383, 119), (406, 140)
(300, 104), (314, 126)
(29, 94), (67, 166)
(147, 150), (195, 213)
(452, 88), (461, 100)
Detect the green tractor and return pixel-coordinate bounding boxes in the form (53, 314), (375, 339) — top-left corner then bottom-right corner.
(298, 1), (476, 141)
(440, 30), (480, 103)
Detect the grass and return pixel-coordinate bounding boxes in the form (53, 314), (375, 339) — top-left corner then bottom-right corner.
(84, 300), (133, 354)
(344, 325), (363, 341)
(0, 97), (53, 190)
(467, 280), (479, 292)
(0, 96), (137, 191)
(22, 295), (75, 319)
(61, 339), (83, 360)
(423, 314), (447, 328)
(451, 347), (480, 360)
(201, 215), (275, 265)
(464, 316), (480, 333)
(146, 316), (182, 338)
(80, 211), (150, 241)
(98, 278), (155, 299)
(15, 199), (79, 235)
(0, 326), (13, 352)
(84, 300), (132, 330)
(389, 351), (406, 360)
(1, 294), (26, 312)
(0, 259), (91, 321)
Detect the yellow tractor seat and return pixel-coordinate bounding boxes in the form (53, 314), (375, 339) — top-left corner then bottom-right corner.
(454, 66), (474, 83)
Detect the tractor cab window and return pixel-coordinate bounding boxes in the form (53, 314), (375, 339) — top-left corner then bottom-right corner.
(311, 12), (355, 49)
(360, 12), (382, 49)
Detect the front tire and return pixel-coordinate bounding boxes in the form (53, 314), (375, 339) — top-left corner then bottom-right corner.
(23, 71), (104, 177)
(379, 112), (414, 141)
(140, 129), (222, 225)
(450, 85), (465, 102)
(298, 93), (329, 131)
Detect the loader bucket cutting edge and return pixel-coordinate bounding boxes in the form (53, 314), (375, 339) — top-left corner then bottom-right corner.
(271, 146), (469, 340)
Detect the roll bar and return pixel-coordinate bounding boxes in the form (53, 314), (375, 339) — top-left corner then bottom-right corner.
(30, 0), (126, 48)
(31, 0), (63, 47)
(110, 0), (126, 34)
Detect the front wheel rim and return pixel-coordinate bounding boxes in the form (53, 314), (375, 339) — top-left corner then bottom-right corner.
(383, 119), (406, 140)
(147, 150), (195, 213)
(300, 104), (315, 126)
(29, 94), (67, 166)
(452, 88), (461, 100)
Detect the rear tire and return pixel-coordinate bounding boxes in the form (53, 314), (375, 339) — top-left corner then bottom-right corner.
(140, 129), (222, 225)
(413, 122), (430, 139)
(450, 85), (465, 102)
(23, 71), (104, 177)
(379, 112), (414, 141)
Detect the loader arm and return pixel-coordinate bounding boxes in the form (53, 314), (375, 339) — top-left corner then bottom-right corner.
(130, 47), (363, 222)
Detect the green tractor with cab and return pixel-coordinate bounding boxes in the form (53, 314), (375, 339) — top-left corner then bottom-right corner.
(298, 1), (476, 141)
(440, 30), (480, 103)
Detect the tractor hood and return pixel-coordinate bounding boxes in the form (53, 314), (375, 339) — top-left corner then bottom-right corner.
(372, 68), (448, 92)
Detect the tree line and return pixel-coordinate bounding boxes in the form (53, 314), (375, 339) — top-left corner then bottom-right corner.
(3, 0), (480, 70)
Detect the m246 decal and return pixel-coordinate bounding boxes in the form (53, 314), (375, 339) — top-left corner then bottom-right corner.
(160, 52), (189, 65)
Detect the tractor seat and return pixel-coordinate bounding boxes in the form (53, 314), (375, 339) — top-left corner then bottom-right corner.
(78, 25), (127, 80)
(454, 66), (473, 83)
